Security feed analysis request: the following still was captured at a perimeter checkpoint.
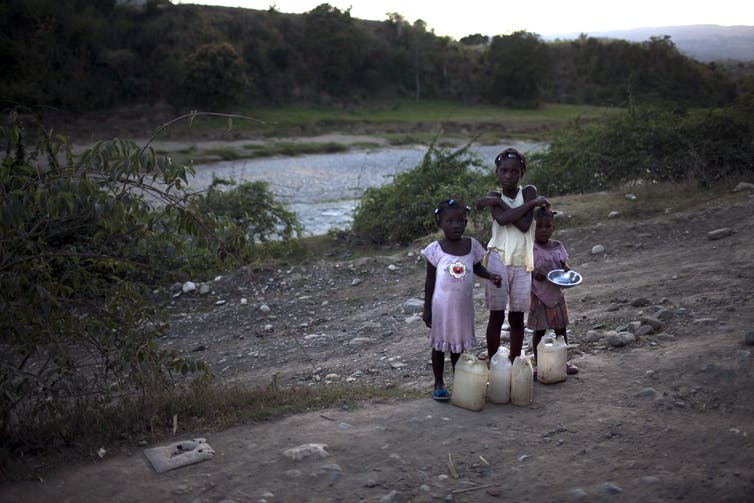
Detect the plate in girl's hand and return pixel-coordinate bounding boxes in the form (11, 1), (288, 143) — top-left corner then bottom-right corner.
(547, 269), (583, 288)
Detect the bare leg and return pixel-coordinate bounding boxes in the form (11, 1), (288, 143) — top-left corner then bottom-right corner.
(431, 349), (445, 389)
(486, 310), (505, 359)
(508, 311), (525, 362)
(450, 352), (461, 372)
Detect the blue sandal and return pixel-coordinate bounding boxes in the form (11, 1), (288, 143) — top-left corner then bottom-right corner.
(432, 388), (450, 401)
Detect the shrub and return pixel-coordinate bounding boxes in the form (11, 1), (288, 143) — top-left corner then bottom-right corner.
(527, 103), (754, 195)
(351, 142), (494, 245)
(0, 123), (298, 453)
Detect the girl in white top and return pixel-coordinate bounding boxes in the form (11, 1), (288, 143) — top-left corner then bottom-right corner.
(476, 148), (549, 362)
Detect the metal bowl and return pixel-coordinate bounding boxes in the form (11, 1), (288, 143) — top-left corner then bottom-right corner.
(546, 269), (583, 288)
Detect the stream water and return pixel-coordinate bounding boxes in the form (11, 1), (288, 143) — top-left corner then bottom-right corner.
(190, 141), (546, 236)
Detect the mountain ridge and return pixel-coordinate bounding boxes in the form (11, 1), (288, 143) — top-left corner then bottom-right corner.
(544, 24), (754, 62)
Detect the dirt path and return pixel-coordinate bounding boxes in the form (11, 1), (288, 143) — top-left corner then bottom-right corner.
(2, 188), (753, 502)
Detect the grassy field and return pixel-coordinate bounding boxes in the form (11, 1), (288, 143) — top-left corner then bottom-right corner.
(162, 100), (624, 142)
(147, 100), (624, 163)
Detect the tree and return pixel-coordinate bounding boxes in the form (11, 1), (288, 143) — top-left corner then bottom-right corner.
(0, 117), (300, 445)
(181, 43), (249, 108)
(484, 31), (551, 108)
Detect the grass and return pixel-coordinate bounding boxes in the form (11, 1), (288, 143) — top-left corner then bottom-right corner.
(163, 100), (622, 141)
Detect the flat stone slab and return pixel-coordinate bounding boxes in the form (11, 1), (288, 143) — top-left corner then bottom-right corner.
(143, 438), (215, 473)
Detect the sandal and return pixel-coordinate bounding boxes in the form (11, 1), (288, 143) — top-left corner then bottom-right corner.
(566, 362), (579, 375)
(432, 388), (450, 401)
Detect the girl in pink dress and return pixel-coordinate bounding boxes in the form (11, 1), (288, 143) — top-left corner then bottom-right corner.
(421, 199), (502, 401)
(528, 207), (579, 375)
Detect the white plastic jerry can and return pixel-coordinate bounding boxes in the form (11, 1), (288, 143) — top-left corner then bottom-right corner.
(451, 354), (489, 411)
(510, 349), (534, 406)
(488, 346), (511, 404)
(537, 335), (567, 384)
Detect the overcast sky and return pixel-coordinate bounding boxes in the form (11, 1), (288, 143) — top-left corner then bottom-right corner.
(182, 0), (754, 39)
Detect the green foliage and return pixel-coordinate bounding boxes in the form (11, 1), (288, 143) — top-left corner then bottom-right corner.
(181, 43), (249, 108)
(485, 31), (552, 108)
(1, 2), (743, 112)
(527, 103), (754, 194)
(0, 122), (299, 450)
(351, 142), (493, 245)
(189, 178), (302, 257)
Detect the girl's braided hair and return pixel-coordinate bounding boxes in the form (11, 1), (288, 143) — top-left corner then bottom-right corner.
(434, 198), (471, 223)
(494, 147), (527, 174)
(534, 206), (558, 219)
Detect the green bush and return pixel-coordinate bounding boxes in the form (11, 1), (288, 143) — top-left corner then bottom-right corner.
(527, 103), (754, 195)
(0, 124), (298, 451)
(351, 142), (494, 245)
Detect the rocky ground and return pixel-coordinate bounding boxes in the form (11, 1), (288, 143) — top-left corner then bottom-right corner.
(2, 160), (754, 502)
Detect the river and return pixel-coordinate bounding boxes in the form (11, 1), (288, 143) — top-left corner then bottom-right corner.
(190, 141), (546, 236)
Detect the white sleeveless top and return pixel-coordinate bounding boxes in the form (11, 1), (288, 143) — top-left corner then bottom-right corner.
(486, 186), (534, 271)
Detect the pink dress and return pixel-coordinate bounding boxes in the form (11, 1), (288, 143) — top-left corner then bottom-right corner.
(421, 238), (486, 353)
(531, 240), (569, 308)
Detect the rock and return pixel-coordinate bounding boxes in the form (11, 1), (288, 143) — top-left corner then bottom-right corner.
(584, 330), (603, 343)
(591, 244), (605, 255)
(631, 297), (651, 307)
(199, 283), (211, 295)
(745, 331), (754, 346)
(259, 304), (271, 313)
(654, 308), (675, 321)
(359, 321), (382, 332)
(387, 264), (397, 271)
(283, 443), (329, 461)
(634, 324), (655, 337)
(732, 181), (754, 192)
(606, 331), (635, 347)
(214, 300), (226, 306)
(349, 337), (372, 346)
(639, 316), (664, 331)
(379, 490), (399, 502)
(351, 278), (363, 286)
(566, 488), (588, 499)
(625, 321), (642, 333)
(402, 298), (424, 313)
(625, 193), (637, 200)
(706, 228), (734, 240)
(598, 482), (623, 494)
(182, 281), (197, 293)
(635, 387), (657, 398)
(607, 211), (620, 218)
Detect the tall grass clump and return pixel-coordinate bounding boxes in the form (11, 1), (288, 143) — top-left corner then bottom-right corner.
(527, 100), (754, 195)
(351, 142), (494, 245)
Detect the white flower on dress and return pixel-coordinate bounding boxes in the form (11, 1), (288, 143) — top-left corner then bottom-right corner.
(447, 261), (467, 279)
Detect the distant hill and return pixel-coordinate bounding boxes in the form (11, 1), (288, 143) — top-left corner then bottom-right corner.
(545, 25), (754, 62)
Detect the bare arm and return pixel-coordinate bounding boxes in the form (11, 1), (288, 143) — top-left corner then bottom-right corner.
(487, 185), (548, 232)
(473, 262), (502, 287)
(422, 261), (436, 328)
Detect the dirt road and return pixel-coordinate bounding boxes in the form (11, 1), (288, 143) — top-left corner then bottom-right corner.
(2, 184), (753, 502)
